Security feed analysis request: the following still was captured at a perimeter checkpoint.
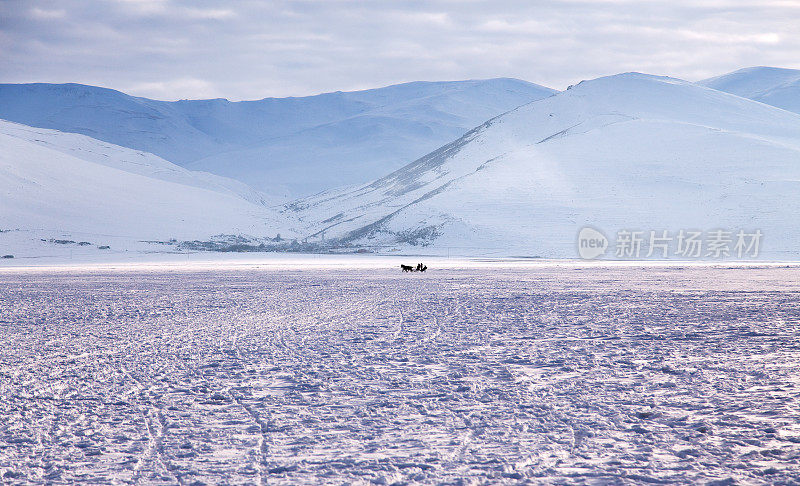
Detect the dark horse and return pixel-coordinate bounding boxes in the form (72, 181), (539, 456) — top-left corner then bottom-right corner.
(400, 264), (414, 272)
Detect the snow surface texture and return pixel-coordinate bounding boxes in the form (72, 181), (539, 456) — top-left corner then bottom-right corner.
(0, 80), (555, 198)
(1, 265), (800, 484)
(0, 120), (295, 251)
(288, 73), (800, 258)
(700, 67), (800, 114)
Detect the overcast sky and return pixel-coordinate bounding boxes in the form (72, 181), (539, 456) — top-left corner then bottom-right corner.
(1, 0), (798, 100)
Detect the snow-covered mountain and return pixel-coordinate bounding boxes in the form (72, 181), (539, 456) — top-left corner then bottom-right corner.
(0, 80), (555, 199)
(0, 121), (276, 207)
(0, 120), (294, 257)
(6, 71), (800, 260)
(699, 66), (800, 114)
(287, 73), (800, 258)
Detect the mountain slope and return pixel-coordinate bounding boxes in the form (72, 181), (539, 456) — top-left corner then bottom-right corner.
(699, 66), (800, 114)
(0, 121), (276, 206)
(0, 120), (294, 256)
(288, 73), (800, 258)
(0, 80), (555, 198)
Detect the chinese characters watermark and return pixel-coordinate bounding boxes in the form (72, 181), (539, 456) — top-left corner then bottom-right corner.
(577, 227), (762, 260)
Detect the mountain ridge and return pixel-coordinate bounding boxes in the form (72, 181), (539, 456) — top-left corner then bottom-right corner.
(0, 79), (556, 198)
(287, 72), (800, 257)
(699, 66), (800, 114)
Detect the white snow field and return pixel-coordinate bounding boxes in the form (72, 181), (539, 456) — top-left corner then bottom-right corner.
(288, 73), (800, 258)
(0, 120), (296, 258)
(700, 66), (800, 114)
(0, 80), (555, 198)
(1, 264), (800, 484)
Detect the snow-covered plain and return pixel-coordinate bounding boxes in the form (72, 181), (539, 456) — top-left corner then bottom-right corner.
(2, 264), (800, 484)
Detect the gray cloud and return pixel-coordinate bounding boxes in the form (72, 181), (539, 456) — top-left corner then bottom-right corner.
(1, 0), (798, 100)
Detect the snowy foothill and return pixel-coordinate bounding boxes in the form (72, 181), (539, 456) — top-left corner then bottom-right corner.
(0, 119), (299, 260)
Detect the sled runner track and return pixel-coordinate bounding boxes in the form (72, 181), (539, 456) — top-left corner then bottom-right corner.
(229, 389), (270, 486)
(135, 403), (182, 485)
(225, 335), (269, 486)
(393, 297), (405, 340)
